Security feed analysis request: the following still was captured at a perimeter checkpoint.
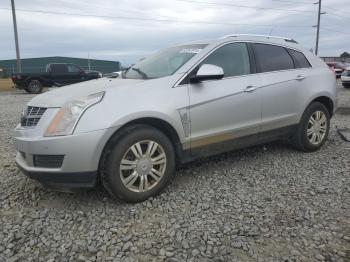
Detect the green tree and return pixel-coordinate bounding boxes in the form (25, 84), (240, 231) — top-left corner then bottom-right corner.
(340, 52), (350, 58)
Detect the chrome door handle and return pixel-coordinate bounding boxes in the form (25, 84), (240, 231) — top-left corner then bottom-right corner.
(296, 75), (306, 81)
(244, 85), (258, 92)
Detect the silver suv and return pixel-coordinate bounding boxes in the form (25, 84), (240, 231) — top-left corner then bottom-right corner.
(14, 35), (337, 202)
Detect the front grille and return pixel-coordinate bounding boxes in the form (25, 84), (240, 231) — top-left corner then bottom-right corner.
(21, 106), (47, 127)
(33, 155), (64, 168)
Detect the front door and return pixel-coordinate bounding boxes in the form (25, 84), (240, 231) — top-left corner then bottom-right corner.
(65, 64), (85, 84)
(50, 64), (70, 85)
(188, 42), (262, 156)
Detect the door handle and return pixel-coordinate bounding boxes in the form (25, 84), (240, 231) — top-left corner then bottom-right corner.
(244, 85), (258, 92)
(295, 75), (306, 81)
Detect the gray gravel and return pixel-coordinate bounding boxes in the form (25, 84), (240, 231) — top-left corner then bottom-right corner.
(1, 83), (350, 262)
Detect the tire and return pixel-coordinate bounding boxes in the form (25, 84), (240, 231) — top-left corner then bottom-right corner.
(101, 125), (176, 203)
(26, 80), (43, 94)
(291, 102), (330, 152)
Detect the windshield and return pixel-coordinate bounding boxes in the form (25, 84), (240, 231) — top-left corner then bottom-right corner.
(123, 44), (207, 79)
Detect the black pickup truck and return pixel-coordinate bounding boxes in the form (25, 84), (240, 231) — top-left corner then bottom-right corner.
(12, 63), (102, 94)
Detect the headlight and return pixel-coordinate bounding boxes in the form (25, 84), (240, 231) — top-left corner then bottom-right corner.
(44, 91), (105, 137)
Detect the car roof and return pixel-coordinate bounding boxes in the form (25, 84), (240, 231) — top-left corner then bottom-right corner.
(178, 34), (303, 51)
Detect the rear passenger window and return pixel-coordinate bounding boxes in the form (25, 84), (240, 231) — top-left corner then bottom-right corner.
(288, 49), (311, 68)
(200, 43), (250, 78)
(253, 43), (294, 73)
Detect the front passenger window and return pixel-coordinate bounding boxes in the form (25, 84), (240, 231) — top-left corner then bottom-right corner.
(67, 65), (81, 73)
(200, 43), (250, 78)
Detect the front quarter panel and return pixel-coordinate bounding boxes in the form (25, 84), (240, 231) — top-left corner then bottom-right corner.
(74, 74), (190, 144)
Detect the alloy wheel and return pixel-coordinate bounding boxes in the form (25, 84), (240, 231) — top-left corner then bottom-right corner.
(29, 81), (41, 93)
(119, 140), (167, 192)
(307, 111), (327, 146)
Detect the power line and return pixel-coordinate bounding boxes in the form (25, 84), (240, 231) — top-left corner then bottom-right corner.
(323, 6), (350, 16)
(322, 27), (350, 37)
(175, 0), (315, 13)
(54, 0), (181, 20)
(0, 7), (314, 29)
(271, 0), (313, 4)
(274, 0), (350, 19)
(178, 0), (350, 20)
(326, 12), (350, 21)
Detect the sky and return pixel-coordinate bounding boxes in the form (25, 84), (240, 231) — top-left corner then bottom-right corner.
(0, 0), (349, 66)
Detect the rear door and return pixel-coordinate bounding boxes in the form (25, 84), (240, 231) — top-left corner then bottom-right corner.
(188, 42), (262, 155)
(252, 43), (302, 134)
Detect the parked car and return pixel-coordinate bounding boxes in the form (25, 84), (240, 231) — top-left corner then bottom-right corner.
(14, 34), (337, 202)
(326, 62), (347, 78)
(341, 67), (350, 88)
(12, 63), (102, 94)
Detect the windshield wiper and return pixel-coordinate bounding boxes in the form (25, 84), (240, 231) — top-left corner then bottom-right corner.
(132, 67), (148, 79)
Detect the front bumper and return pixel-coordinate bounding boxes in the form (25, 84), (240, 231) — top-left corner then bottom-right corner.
(14, 126), (119, 189)
(17, 163), (97, 189)
(13, 80), (27, 89)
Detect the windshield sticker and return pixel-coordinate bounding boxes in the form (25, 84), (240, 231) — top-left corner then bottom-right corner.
(179, 49), (202, 54)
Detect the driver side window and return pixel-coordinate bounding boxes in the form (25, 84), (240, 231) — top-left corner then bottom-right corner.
(200, 43), (250, 78)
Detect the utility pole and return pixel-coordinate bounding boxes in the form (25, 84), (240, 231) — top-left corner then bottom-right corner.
(11, 0), (21, 73)
(88, 52), (91, 71)
(314, 0), (325, 56)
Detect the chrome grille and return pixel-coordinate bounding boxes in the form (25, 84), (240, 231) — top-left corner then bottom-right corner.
(21, 106), (47, 127)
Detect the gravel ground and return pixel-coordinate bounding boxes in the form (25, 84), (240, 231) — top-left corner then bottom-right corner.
(0, 82), (349, 262)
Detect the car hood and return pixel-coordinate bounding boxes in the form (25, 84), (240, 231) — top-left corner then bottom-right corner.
(28, 77), (144, 108)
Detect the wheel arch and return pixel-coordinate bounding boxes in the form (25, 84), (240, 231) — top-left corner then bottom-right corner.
(121, 117), (183, 156)
(98, 117), (185, 175)
(26, 77), (44, 86)
(311, 96), (334, 117)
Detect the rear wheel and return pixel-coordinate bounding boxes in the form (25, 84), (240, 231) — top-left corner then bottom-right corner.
(292, 102), (330, 152)
(26, 80), (43, 94)
(101, 125), (175, 203)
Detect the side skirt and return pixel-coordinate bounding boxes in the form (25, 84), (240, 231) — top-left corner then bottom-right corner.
(178, 125), (298, 164)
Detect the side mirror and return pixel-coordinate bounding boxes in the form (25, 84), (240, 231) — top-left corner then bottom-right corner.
(190, 64), (224, 83)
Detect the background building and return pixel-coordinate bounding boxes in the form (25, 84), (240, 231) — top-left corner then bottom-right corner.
(0, 56), (121, 77)
(321, 57), (350, 63)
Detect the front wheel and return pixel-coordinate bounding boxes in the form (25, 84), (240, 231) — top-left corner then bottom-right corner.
(291, 102), (330, 152)
(101, 125), (175, 203)
(26, 80), (43, 94)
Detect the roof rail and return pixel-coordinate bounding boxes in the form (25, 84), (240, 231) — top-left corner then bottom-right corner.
(220, 34), (298, 44)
